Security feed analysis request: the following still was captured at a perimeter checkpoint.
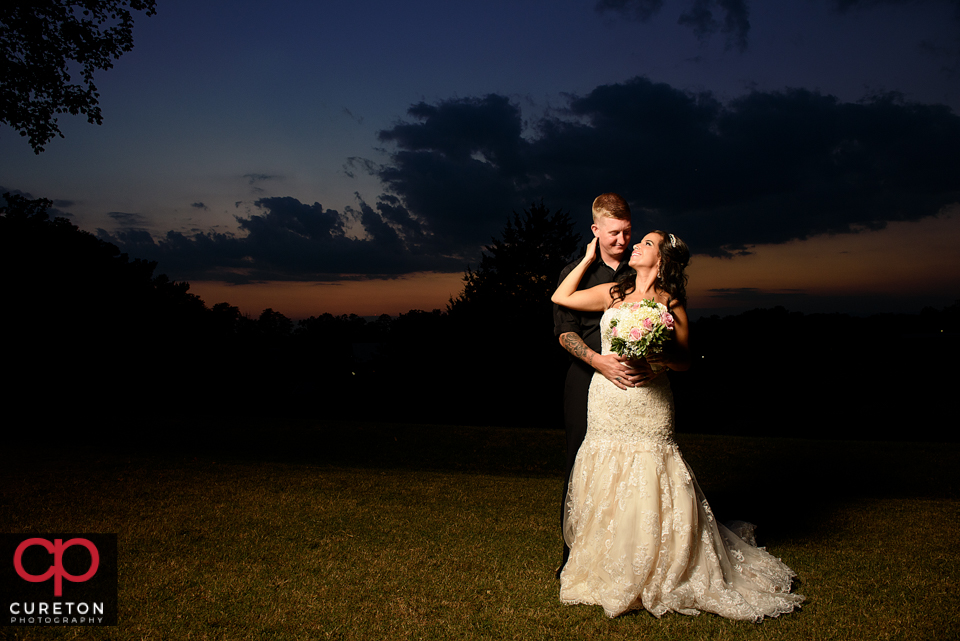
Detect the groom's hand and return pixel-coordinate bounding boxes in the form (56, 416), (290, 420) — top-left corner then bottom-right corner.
(593, 353), (642, 390)
(560, 332), (644, 390)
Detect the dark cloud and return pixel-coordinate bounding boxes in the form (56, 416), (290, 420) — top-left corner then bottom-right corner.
(376, 94), (528, 250)
(668, 89), (960, 254)
(831, 0), (960, 26)
(378, 94), (524, 171)
(342, 107), (364, 125)
(693, 287), (955, 318)
(242, 173), (281, 194)
(191, 202), (208, 211)
(99, 195), (462, 283)
(374, 78), (960, 258)
(102, 78), (960, 282)
(833, 0), (960, 13)
(243, 173), (279, 185)
(342, 157), (379, 179)
(107, 211), (149, 227)
(595, 0), (665, 22)
(597, 0), (750, 48)
(599, 0), (959, 50)
(372, 193), (426, 241)
(678, 0), (750, 51)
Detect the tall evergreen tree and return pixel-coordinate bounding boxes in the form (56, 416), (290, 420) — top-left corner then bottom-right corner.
(448, 202), (581, 319)
(445, 202), (581, 427)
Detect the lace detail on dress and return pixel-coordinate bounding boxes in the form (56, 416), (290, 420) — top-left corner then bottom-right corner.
(560, 306), (803, 620)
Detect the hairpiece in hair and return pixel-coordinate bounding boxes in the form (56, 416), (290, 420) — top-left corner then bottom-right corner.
(668, 233), (677, 247)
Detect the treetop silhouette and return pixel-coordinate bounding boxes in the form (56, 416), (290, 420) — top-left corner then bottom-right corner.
(448, 201), (582, 319)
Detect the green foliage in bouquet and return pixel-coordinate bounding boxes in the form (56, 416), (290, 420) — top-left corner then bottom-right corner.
(607, 299), (674, 360)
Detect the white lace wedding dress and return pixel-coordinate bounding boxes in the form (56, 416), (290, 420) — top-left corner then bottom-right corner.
(560, 306), (804, 620)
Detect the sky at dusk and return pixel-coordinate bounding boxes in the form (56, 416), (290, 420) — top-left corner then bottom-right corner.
(2, 0), (959, 319)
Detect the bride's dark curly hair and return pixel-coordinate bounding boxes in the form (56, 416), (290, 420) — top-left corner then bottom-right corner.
(610, 230), (691, 308)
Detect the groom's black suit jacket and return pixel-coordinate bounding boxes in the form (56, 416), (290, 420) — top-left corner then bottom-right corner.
(553, 256), (631, 558)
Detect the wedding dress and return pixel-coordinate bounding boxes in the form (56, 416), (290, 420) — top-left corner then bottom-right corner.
(560, 306), (804, 620)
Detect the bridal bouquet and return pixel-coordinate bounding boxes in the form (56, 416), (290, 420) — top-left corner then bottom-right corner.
(607, 299), (675, 360)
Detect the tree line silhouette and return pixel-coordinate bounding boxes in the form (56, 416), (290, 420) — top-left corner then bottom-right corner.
(2, 192), (955, 441)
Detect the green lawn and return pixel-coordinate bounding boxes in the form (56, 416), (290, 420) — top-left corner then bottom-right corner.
(2, 419), (958, 640)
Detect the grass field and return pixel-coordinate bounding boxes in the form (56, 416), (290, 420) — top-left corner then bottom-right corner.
(2, 418), (959, 640)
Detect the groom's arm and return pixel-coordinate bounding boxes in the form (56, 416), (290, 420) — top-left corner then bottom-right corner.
(553, 263), (637, 389)
(558, 331), (639, 390)
(554, 263), (645, 389)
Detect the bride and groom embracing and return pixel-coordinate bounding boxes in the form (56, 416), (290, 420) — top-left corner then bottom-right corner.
(551, 193), (804, 620)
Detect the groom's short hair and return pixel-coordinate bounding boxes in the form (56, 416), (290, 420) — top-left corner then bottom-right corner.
(592, 193), (631, 223)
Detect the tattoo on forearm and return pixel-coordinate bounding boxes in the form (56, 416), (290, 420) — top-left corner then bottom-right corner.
(561, 333), (594, 367)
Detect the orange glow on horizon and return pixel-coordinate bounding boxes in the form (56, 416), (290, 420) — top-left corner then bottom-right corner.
(187, 271), (465, 319)
(686, 211), (960, 311)
(186, 212), (960, 319)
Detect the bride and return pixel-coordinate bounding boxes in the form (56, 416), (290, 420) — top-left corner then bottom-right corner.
(551, 231), (803, 620)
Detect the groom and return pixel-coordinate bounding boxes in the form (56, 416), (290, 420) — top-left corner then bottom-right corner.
(553, 193), (646, 576)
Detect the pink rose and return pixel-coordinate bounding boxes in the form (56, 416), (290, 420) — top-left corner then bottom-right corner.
(611, 326), (619, 337)
(662, 312), (674, 329)
(642, 318), (654, 331)
(629, 327), (642, 341)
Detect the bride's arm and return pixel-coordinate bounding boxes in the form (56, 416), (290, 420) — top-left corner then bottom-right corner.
(551, 239), (613, 312)
(647, 303), (691, 372)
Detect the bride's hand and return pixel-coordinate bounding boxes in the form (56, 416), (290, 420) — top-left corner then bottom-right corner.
(626, 358), (660, 387)
(583, 238), (598, 264)
(645, 350), (687, 373)
(551, 237), (612, 311)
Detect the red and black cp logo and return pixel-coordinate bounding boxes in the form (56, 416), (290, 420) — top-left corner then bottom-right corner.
(2, 534), (117, 626)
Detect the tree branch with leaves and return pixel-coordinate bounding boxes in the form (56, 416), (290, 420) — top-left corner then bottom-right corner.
(0, 0), (156, 153)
